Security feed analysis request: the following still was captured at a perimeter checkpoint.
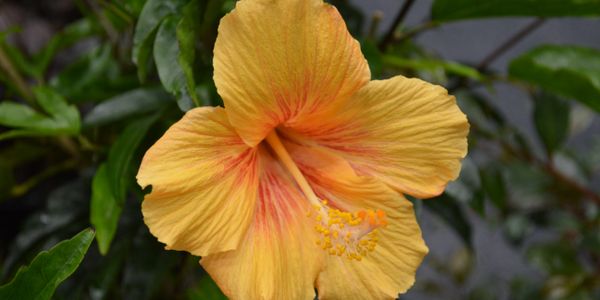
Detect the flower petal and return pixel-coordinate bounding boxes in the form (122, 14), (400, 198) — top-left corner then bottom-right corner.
(201, 148), (323, 300)
(137, 107), (258, 256)
(290, 76), (469, 198)
(214, 0), (370, 146)
(287, 144), (428, 299)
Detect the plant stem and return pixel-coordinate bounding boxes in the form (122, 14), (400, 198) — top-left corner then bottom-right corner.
(10, 159), (79, 197)
(378, 0), (416, 51)
(0, 44), (34, 103)
(476, 18), (545, 71)
(394, 20), (438, 44)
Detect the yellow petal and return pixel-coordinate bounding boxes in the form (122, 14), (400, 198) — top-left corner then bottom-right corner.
(201, 148), (323, 300)
(291, 76), (469, 198)
(214, 0), (370, 147)
(287, 144), (428, 299)
(137, 107), (258, 256)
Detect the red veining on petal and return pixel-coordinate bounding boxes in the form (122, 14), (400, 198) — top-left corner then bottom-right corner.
(253, 150), (305, 235)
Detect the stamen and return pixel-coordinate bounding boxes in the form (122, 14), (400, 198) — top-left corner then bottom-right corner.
(312, 199), (387, 261)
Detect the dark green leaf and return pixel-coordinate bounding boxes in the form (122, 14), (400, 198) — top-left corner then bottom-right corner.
(132, 0), (186, 80)
(432, 0), (600, 21)
(90, 165), (119, 256)
(91, 116), (157, 254)
(0, 229), (95, 300)
(509, 45), (600, 113)
(187, 275), (227, 300)
(83, 87), (172, 127)
(361, 40), (383, 78)
(533, 92), (570, 153)
(154, 15), (186, 97)
(177, 0), (201, 106)
(424, 193), (473, 248)
(50, 44), (136, 102)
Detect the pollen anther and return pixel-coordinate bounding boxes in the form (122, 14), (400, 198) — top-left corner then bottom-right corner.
(311, 199), (387, 261)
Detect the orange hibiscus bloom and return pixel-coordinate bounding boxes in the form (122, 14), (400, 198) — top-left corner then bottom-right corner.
(137, 0), (469, 299)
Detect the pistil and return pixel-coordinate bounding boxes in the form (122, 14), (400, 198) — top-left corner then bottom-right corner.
(265, 130), (321, 205)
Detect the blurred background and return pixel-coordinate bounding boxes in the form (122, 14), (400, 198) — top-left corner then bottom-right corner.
(1, 0), (599, 299)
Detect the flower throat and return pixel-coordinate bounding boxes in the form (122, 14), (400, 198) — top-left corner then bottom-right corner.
(264, 130), (387, 261)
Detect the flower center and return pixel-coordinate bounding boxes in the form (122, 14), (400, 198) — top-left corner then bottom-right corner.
(264, 130), (387, 261)
(310, 200), (387, 260)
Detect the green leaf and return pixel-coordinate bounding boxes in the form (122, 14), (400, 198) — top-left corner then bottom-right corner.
(509, 45), (600, 113)
(154, 15), (186, 97)
(432, 0), (600, 21)
(0, 229), (95, 300)
(83, 87), (172, 127)
(91, 116), (157, 254)
(423, 193), (473, 248)
(187, 275), (227, 300)
(90, 165), (120, 256)
(361, 40), (383, 78)
(132, 0), (186, 81)
(533, 92), (570, 153)
(33, 86), (80, 133)
(177, 0), (201, 106)
(0, 87), (80, 140)
(383, 55), (483, 81)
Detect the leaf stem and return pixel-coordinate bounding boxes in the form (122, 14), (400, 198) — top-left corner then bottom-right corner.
(0, 44), (34, 104)
(378, 0), (416, 51)
(10, 159), (79, 197)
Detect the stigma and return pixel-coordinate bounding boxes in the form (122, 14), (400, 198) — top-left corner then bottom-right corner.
(310, 200), (387, 261)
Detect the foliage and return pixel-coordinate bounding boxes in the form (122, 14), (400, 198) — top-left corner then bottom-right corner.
(0, 0), (599, 299)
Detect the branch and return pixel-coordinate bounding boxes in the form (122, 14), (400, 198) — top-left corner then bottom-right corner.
(476, 18), (545, 71)
(378, 0), (416, 51)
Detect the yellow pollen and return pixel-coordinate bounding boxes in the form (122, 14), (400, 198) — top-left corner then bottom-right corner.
(311, 199), (387, 261)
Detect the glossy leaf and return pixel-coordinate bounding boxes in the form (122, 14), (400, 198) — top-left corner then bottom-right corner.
(154, 15), (186, 97)
(533, 92), (570, 153)
(432, 0), (600, 21)
(424, 193), (473, 248)
(177, 0), (201, 106)
(132, 0), (186, 81)
(91, 116), (157, 254)
(83, 87), (172, 127)
(509, 45), (600, 113)
(0, 229), (95, 300)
